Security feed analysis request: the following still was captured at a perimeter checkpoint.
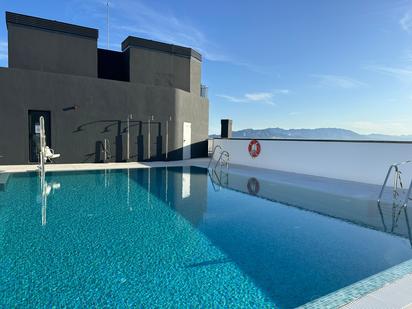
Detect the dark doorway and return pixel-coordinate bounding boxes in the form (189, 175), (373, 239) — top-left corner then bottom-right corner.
(28, 110), (51, 163)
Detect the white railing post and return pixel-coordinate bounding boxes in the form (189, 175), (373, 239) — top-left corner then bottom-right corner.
(39, 116), (46, 175)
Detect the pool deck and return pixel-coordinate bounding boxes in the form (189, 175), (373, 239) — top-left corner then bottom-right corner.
(1, 159), (411, 308)
(343, 273), (412, 309)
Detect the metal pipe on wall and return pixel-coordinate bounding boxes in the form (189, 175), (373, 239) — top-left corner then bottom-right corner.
(126, 114), (132, 161)
(148, 115), (154, 160)
(103, 139), (107, 162)
(166, 116), (172, 161)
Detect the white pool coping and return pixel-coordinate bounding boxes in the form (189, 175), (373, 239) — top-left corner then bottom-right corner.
(0, 158), (210, 173)
(342, 273), (412, 309)
(1, 159), (411, 308)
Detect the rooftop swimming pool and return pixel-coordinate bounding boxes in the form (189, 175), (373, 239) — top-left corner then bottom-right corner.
(0, 166), (411, 308)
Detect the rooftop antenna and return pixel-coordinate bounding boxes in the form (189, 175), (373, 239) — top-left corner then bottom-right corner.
(106, 1), (110, 49)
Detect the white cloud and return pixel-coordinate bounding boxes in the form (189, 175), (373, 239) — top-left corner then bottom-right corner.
(312, 74), (367, 89)
(244, 92), (273, 101)
(217, 90), (290, 106)
(217, 93), (275, 106)
(222, 61), (280, 76)
(217, 89), (290, 106)
(102, 0), (228, 63)
(366, 65), (412, 82)
(402, 50), (412, 63)
(69, 0), (223, 61)
(71, 0), (269, 74)
(347, 120), (412, 135)
(400, 12), (412, 32)
(217, 94), (248, 103)
(273, 89), (290, 94)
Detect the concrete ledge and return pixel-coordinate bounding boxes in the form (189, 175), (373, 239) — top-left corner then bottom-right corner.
(122, 36), (202, 61)
(6, 11), (98, 39)
(214, 137), (412, 144)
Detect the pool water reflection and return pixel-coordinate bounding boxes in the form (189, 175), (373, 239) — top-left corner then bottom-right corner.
(0, 167), (411, 308)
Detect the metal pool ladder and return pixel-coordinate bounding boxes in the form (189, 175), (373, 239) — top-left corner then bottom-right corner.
(377, 160), (412, 209)
(208, 145), (230, 171)
(208, 145), (230, 191)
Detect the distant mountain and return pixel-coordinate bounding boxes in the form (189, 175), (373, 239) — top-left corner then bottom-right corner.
(209, 127), (412, 141)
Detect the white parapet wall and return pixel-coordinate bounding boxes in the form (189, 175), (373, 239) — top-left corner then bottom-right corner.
(213, 138), (412, 185)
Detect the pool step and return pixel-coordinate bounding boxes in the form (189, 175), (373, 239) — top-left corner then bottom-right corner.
(0, 173), (10, 191)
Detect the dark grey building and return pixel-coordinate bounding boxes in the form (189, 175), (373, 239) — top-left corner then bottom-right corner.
(0, 12), (209, 165)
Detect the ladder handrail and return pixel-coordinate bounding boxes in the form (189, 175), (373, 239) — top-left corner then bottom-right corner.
(207, 144), (230, 192)
(208, 168), (229, 192)
(404, 207), (412, 247)
(208, 169), (223, 191)
(214, 150), (229, 170)
(377, 160), (412, 204)
(402, 179), (412, 208)
(208, 145), (223, 169)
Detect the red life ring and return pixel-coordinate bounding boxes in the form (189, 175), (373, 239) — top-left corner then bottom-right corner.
(248, 139), (261, 158)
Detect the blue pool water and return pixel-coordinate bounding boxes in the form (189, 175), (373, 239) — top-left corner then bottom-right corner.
(0, 167), (411, 308)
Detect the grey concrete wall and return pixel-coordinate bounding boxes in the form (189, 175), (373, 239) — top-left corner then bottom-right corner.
(0, 67), (208, 165)
(7, 24), (97, 77)
(1, 13), (208, 165)
(174, 89), (209, 159)
(190, 58), (201, 96)
(128, 47), (191, 92)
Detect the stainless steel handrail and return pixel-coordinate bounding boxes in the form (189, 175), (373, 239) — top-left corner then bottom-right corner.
(208, 145), (223, 169)
(402, 180), (412, 209)
(377, 160), (412, 204)
(208, 169), (223, 192)
(208, 168), (229, 192)
(405, 207), (412, 247)
(208, 145), (229, 191)
(214, 150), (229, 171)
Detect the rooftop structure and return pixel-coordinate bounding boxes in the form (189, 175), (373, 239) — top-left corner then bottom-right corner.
(0, 11), (208, 164)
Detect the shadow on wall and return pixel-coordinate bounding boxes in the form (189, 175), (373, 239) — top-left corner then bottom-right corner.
(167, 141), (208, 162)
(73, 119), (207, 163)
(73, 119), (162, 163)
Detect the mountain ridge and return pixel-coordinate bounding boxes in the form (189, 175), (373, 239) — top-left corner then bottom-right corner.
(209, 127), (412, 141)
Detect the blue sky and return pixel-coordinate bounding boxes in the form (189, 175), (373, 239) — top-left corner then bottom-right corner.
(1, 0), (412, 135)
